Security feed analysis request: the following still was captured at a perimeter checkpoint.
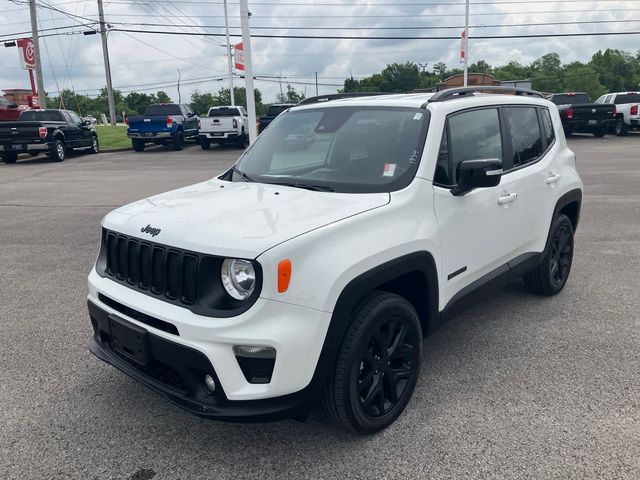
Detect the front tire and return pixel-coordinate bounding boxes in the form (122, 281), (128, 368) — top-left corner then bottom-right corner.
(1, 152), (18, 164)
(322, 291), (422, 434)
(50, 139), (66, 162)
(173, 131), (184, 151)
(614, 119), (628, 136)
(523, 214), (574, 296)
(89, 135), (99, 154)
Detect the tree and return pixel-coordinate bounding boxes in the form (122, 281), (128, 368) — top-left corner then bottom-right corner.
(469, 60), (492, 75)
(493, 61), (531, 81)
(591, 49), (639, 92)
(190, 91), (218, 115)
(531, 53), (563, 93)
(433, 62), (448, 81)
(343, 76), (359, 92)
(276, 84), (305, 103)
(156, 91), (172, 103)
(562, 62), (607, 100)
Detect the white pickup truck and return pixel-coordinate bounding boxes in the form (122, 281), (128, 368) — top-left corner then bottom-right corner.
(595, 91), (640, 135)
(198, 106), (249, 149)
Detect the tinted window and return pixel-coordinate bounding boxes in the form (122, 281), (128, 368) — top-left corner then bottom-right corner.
(19, 110), (64, 122)
(233, 106), (429, 193)
(550, 93), (591, 105)
(504, 107), (544, 168)
(68, 111), (83, 125)
(209, 107), (240, 117)
(614, 93), (640, 104)
(267, 105), (291, 117)
(541, 108), (555, 147)
(144, 104), (182, 116)
(439, 108), (502, 185)
(0, 98), (11, 107)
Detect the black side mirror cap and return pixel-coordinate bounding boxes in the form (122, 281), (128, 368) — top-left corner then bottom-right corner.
(452, 158), (503, 196)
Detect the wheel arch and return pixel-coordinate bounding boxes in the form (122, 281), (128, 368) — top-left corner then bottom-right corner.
(53, 129), (65, 142)
(304, 252), (439, 403)
(553, 189), (582, 233)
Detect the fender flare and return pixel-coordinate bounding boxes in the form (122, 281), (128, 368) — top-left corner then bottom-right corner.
(302, 252), (439, 403)
(551, 188), (582, 232)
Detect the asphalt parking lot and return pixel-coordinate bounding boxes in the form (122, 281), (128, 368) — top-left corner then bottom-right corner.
(1, 135), (639, 480)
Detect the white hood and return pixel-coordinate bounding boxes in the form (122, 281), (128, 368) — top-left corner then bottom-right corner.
(102, 178), (390, 258)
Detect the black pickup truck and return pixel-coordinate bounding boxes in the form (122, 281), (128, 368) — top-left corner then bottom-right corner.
(0, 109), (99, 163)
(258, 103), (295, 134)
(547, 92), (616, 137)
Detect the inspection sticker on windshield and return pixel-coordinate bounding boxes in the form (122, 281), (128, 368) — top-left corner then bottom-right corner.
(413, 112), (423, 120)
(383, 163), (396, 177)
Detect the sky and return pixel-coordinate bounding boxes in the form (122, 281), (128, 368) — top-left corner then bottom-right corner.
(0, 0), (639, 105)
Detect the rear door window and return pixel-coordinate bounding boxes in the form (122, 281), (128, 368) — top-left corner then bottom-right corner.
(435, 108), (502, 186)
(503, 107), (544, 169)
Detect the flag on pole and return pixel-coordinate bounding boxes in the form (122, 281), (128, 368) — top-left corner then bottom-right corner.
(460, 31), (466, 64)
(234, 42), (244, 71)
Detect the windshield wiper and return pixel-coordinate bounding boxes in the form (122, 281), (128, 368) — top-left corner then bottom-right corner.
(270, 182), (334, 192)
(231, 165), (255, 183)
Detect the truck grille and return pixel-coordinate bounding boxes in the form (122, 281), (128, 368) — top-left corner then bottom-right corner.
(104, 230), (198, 305)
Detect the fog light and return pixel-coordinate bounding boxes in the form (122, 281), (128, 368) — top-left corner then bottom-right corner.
(204, 374), (216, 393)
(233, 345), (276, 359)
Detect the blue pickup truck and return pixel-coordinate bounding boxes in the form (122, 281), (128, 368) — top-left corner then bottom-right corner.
(126, 103), (198, 152)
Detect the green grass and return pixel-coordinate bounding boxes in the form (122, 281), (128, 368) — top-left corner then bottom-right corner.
(95, 125), (130, 150)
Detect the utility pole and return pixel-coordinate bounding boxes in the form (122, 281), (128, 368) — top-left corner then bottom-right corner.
(223, 0), (235, 106)
(177, 68), (182, 103)
(315, 72), (318, 96)
(240, 0), (257, 143)
(28, 0), (47, 108)
(97, 0), (116, 125)
(463, 0), (469, 87)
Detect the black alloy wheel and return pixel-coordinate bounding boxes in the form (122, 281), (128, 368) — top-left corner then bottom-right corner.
(523, 214), (574, 296)
(322, 291), (422, 434)
(355, 316), (420, 417)
(549, 222), (573, 289)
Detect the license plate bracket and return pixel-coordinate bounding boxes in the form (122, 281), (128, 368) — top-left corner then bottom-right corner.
(589, 120), (598, 125)
(108, 314), (149, 366)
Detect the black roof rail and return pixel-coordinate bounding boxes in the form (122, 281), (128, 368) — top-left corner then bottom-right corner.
(297, 92), (389, 105)
(426, 86), (544, 104)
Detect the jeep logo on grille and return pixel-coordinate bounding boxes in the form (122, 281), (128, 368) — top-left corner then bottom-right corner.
(140, 224), (161, 237)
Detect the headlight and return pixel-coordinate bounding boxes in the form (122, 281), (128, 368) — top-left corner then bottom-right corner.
(221, 258), (256, 300)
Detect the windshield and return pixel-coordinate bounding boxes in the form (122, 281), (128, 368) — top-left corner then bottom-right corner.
(19, 110), (63, 121)
(266, 105), (291, 117)
(209, 107), (240, 117)
(614, 93), (640, 105)
(550, 94), (591, 105)
(230, 106), (430, 193)
(144, 104), (182, 116)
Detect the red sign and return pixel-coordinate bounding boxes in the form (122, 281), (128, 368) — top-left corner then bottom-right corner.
(29, 95), (40, 108)
(234, 42), (244, 71)
(16, 38), (36, 70)
(460, 31), (466, 63)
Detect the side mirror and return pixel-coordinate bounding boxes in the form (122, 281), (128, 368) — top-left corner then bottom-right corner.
(452, 158), (503, 196)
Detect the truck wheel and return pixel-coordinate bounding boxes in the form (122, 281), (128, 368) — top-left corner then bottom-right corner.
(1, 152), (18, 164)
(614, 119), (628, 136)
(592, 125), (607, 138)
(89, 134), (99, 154)
(322, 291), (422, 434)
(236, 130), (248, 149)
(50, 139), (66, 162)
(132, 139), (145, 152)
(200, 138), (211, 150)
(173, 131), (184, 151)
(563, 127), (573, 137)
(523, 214), (574, 296)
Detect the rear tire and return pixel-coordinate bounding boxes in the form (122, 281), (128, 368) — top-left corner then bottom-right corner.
(200, 138), (211, 150)
(523, 214), (574, 296)
(592, 125), (607, 138)
(132, 139), (145, 152)
(49, 139), (66, 162)
(322, 291), (422, 434)
(563, 127), (573, 137)
(236, 130), (248, 149)
(173, 131), (184, 151)
(614, 119), (628, 136)
(1, 152), (18, 164)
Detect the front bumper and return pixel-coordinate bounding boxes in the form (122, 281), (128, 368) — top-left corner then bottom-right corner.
(87, 268), (332, 418)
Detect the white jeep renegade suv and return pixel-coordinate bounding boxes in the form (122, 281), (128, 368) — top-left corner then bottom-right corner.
(87, 87), (583, 434)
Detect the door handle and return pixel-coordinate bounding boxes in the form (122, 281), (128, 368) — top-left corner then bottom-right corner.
(497, 192), (518, 205)
(546, 173), (561, 184)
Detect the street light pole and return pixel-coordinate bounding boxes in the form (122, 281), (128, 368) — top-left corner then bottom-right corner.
(223, 0), (235, 106)
(97, 0), (116, 125)
(239, 0), (257, 143)
(463, 0), (469, 87)
(28, 0), (47, 108)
